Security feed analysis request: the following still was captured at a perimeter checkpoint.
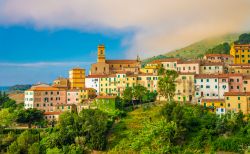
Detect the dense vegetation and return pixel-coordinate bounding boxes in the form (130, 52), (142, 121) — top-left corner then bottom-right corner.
(205, 42), (230, 55)
(108, 102), (250, 153)
(234, 33), (250, 44)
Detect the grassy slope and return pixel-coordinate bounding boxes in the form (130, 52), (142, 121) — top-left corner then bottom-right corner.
(164, 33), (239, 59)
(106, 102), (164, 153)
(142, 33), (240, 63)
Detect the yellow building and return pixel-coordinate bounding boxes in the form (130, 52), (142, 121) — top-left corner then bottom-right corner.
(69, 67), (85, 89)
(140, 62), (160, 74)
(137, 74), (159, 93)
(53, 77), (69, 90)
(79, 88), (97, 101)
(230, 44), (250, 64)
(200, 99), (225, 113)
(224, 92), (250, 114)
(174, 73), (195, 103)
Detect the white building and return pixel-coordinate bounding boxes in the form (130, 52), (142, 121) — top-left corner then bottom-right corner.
(194, 74), (230, 104)
(24, 90), (34, 109)
(85, 75), (101, 95)
(200, 62), (224, 74)
(177, 60), (201, 74)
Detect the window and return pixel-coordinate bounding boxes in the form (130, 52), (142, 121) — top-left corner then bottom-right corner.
(238, 96), (240, 100)
(207, 79), (209, 82)
(228, 103), (230, 107)
(238, 103), (241, 109)
(206, 85), (210, 88)
(227, 97), (229, 100)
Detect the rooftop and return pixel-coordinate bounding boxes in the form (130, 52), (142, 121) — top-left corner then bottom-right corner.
(106, 59), (138, 64)
(224, 92), (250, 96)
(205, 54), (234, 58)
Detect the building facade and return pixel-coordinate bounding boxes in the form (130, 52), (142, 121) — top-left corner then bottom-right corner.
(224, 92), (250, 114)
(90, 45), (141, 75)
(69, 67), (85, 89)
(230, 44), (250, 64)
(24, 85), (67, 112)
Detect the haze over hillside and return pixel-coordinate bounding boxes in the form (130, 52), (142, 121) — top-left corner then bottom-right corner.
(142, 33), (241, 64)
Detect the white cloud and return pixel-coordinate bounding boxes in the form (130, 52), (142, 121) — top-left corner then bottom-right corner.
(1, 0), (250, 58)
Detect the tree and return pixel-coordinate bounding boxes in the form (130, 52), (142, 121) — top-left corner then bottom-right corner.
(7, 130), (39, 154)
(16, 108), (44, 128)
(158, 70), (178, 101)
(46, 147), (63, 154)
(133, 85), (148, 105)
(2, 99), (17, 109)
(0, 108), (16, 130)
(206, 42), (230, 54)
(123, 87), (134, 105)
(142, 91), (158, 103)
(158, 66), (165, 75)
(235, 33), (250, 44)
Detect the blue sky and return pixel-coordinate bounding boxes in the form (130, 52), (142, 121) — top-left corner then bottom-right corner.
(0, 0), (250, 86)
(0, 26), (132, 86)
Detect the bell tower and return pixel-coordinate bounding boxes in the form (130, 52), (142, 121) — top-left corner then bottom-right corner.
(97, 44), (106, 63)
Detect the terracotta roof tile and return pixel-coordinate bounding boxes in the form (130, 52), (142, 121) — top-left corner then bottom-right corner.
(44, 112), (62, 115)
(106, 60), (138, 64)
(201, 99), (224, 102)
(27, 86), (62, 91)
(96, 95), (116, 99)
(201, 62), (224, 66)
(224, 92), (250, 96)
(205, 54), (233, 58)
(230, 64), (250, 67)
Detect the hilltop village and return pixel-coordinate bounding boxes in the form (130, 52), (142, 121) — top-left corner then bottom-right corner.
(24, 43), (250, 121)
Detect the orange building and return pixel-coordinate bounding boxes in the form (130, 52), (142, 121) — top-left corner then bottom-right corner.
(69, 67), (85, 89)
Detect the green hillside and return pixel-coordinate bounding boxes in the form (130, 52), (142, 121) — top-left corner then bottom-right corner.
(142, 33), (240, 64)
(164, 33), (240, 59)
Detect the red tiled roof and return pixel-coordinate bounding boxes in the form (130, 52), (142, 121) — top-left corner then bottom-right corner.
(106, 60), (138, 64)
(96, 95), (116, 99)
(224, 92), (250, 96)
(177, 60), (201, 64)
(178, 72), (196, 75)
(195, 74), (243, 79)
(201, 99), (224, 102)
(44, 112), (62, 115)
(27, 86), (62, 91)
(205, 54), (233, 58)
(234, 44), (250, 47)
(229, 64), (250, 67)
(201, 62), (224, 66)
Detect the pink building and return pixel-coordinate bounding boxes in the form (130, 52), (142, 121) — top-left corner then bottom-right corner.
(177, 60), (201, 74)
(228, 74), (244, 92)
(67, 89), (80, 104)
(24, 84), (67, 112)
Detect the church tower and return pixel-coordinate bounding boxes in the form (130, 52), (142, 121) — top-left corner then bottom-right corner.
(97, 44), (106, 63)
